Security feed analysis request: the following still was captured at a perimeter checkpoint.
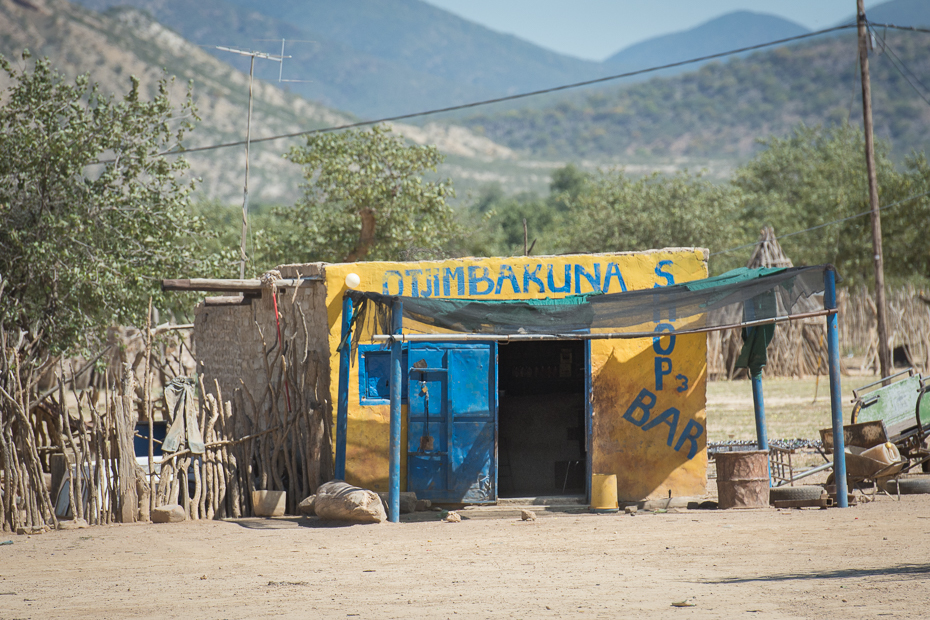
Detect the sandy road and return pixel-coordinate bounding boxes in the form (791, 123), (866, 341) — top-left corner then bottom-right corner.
(2, 493), (929, 620)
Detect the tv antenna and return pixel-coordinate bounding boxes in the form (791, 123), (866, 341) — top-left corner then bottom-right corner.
(253, 39), (316, 83)
(215, 46), (290, 279)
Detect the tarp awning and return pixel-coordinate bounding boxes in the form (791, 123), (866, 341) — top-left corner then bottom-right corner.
(348, 265), (833, 339)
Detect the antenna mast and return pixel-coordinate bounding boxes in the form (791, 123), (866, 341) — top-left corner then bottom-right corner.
(215, 46), (289, 279)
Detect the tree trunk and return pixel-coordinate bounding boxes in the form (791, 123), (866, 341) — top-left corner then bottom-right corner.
(345, 208), (377, 263)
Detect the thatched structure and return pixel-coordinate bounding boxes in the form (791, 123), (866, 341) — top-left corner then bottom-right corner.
(708, 226), (829, 379)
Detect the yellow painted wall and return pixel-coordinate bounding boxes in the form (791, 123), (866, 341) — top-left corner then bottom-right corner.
(322, 249), (708, 499)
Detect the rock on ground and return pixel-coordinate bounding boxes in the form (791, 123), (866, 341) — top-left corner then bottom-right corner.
(377, 492), (418, 514)
(152, 504), (187, 523)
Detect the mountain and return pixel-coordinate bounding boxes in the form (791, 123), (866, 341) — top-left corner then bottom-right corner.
(0, 0), (356, 204)
(605, 11), (809, 70)
(840, 0), (930, 27)
(458, 29), (930, 161)
(71, 0), (604, 119)
(0, 0), (519, 204)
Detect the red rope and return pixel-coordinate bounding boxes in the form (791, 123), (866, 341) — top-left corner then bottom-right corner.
(272, 290), (293, 413)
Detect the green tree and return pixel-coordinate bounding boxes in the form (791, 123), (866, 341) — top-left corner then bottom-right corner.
(279, 125), (457, 263)
(556, 169), (746, 273)
(733, 124), (930, 285)
(0, 54), (204, 366)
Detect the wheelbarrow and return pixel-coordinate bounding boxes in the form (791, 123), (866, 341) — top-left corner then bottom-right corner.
(850, 368), (930, 474)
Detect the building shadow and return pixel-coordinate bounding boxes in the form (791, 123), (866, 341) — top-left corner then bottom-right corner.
(705, 563), (930, 584)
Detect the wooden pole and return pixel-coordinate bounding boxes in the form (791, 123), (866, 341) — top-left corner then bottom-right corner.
(144, 298), (155, 518)
(115, 363), (138, 522)
(240, 55), (256, 280)
(857, 0), (892, 379)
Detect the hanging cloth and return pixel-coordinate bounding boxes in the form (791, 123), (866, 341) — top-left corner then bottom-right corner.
(162, 376), (205, 454)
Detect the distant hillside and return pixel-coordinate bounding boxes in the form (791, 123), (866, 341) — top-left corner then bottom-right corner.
(839, 0), (930, 27)
(605, 11), (809, 70)
(458, 30), (930, 160)
(0, 0), (360, 204)
(72, 0), (604, 119)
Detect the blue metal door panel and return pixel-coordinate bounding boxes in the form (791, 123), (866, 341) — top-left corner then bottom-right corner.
(407, 343), (496, 503)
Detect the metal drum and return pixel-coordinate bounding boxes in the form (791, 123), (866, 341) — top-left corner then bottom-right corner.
(716, 451), (769, 509)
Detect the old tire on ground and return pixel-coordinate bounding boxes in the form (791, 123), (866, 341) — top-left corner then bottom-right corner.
(883, 477), (930, 495)
(769, 485), (824, 503)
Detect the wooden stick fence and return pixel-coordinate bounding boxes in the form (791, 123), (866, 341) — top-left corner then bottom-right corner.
(708, 286), (930, 379)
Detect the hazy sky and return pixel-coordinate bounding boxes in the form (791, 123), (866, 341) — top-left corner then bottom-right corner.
(423, 0), (887, 61)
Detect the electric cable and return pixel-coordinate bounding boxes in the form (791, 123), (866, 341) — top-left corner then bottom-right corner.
(867, 23), (930, 108)
(104, 23), (858, 161)
(867, 23), (930, 36)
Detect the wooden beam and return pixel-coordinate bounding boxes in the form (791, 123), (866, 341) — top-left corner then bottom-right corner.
(162, 278), (263, 292)
(162, 276), (324, 293)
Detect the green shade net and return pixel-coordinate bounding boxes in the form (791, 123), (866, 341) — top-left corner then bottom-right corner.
(348, 265), (832, 341)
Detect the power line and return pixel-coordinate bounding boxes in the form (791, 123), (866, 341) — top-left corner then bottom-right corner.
(867, 22), (930, 36)
(868, 23), (930, 108)
(710, 189), (930, 257)
(164, 24), (858, 158)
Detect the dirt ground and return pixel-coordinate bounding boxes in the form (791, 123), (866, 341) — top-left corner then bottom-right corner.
(2, 489), (929, 620)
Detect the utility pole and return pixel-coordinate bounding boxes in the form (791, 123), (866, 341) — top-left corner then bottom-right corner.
(857, 0), (892, 379)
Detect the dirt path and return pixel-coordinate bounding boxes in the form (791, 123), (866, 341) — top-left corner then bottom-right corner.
(2, 492), (929, 620)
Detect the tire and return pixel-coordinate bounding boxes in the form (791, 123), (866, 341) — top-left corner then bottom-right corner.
(883, 477), (930, 495)
(769, 485), (825, 503)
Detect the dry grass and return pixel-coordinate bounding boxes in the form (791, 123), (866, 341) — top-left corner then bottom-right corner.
(706, 374), (881, 442)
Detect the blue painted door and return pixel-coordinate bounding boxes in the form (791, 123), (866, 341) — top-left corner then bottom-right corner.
(407, 342), (497, 503)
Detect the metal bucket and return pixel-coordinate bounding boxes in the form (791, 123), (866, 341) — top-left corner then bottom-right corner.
(590, 473), (619, 512)
(716, 451), (769, 509)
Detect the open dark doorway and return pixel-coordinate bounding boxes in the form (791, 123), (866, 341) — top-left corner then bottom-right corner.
(497, 340), (586, 498)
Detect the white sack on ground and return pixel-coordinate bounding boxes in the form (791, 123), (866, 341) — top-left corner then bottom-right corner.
(313, 481), (386, 523)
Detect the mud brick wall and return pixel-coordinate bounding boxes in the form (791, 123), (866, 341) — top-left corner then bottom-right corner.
(193, 262), (333, 417)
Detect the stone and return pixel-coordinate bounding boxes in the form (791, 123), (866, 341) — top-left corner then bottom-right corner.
(57, 518), (89, 530)
(315, 481), (386, 523)
(444, 511), (461, 523)
(377, 492), (418, 515)
(624, 506), (638, 515)
(298, 495), (316, 516)
(520, 509), (536, 521)
(414, 499), (431, 512)
(152, 504), (187, 523)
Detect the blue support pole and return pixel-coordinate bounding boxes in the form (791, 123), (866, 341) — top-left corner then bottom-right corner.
(825, 268), (849, 507)
(751, 371), (771, 485)
(388, 299), (404, 523)
(334, 294), (353, 481)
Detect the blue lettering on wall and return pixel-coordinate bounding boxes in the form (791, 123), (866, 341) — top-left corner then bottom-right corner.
(654, 357), (672, 391)
(622, 389), (656, 427)
(381, 259), (677, 301)
(642, 407), (681, 447)
(575, 263), (601, 294)
(421, 268), (440, 298)
(383, 270), (404, 295)
(653, 299), (677, 324)
(622, 389), (703, 460)
(405, 269), (424, 297)
(653, 323), (676, 356)
(603, 262), (627, 293)
(495, 264), (521, 295)
(468, 266), (494, 295)
(654, 260), (675, 287)
(443, 267), (465, 296)
(674, 419), (704, 460)
(547, 264), (571, 293)
(523, 264), (545, 293)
